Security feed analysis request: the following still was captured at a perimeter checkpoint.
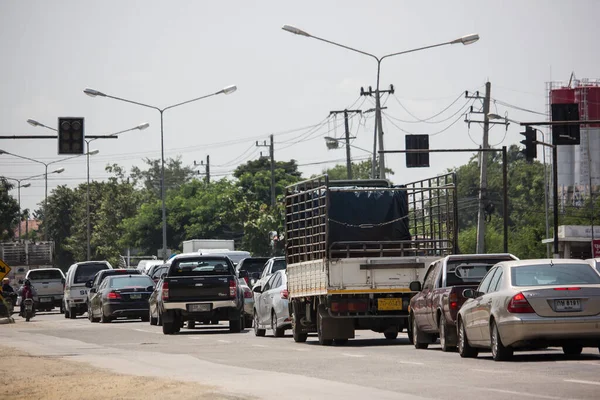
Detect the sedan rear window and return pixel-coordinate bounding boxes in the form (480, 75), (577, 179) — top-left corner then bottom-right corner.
(170, 258), (234, 276)
(511, 263), (600, 287)
(75, 264), (110, 284)
(238, 259), (269, 274)
(28, 269), (64, 280)
(109, 276), (154, 289)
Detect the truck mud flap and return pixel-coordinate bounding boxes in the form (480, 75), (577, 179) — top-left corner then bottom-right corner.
(318, 305), (354, 340)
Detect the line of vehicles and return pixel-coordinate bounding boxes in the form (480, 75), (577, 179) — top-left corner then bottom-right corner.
(7, 174), (600, 362)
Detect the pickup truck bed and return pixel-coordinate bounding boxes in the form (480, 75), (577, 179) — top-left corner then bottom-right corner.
(158, 254), (245, 335)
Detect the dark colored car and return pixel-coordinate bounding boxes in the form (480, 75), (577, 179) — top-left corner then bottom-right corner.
(150, 265), (169, 284)
(88, 274), (155, 323)
(236, 257), (269, 287)
(85, 269), (141, 322)
(147, 263), (167, 279)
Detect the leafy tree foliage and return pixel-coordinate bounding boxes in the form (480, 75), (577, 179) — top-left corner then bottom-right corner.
(0, 178), (19, 241)
(322, 159), (394, 180)
(130, 156), (195, 196)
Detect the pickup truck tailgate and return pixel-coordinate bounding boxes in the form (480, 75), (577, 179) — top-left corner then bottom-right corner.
(166, 276), (233, 302)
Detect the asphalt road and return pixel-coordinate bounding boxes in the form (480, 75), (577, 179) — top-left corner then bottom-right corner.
(2, 311), (600, 400)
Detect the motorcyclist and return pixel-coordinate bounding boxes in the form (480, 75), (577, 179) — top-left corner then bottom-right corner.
(18, 279), (36, 317)
(2, 277), (14, 293)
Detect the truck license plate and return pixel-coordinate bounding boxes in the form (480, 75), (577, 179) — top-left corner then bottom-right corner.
(40, 297), (52, 303)
(555, 299), (581, 312)
(188, 304), (211, 312)
(377, 298), (403, 311)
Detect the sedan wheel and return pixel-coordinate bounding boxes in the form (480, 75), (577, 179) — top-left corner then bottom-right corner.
(272, 312), (285, 337)
(457, 320), (478, 358)
(562, 345), (583, 356)
(490, 321), (513, 361)
(254, 311), (266, 337)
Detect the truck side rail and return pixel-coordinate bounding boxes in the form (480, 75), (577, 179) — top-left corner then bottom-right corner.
(329, 240), (454, 259)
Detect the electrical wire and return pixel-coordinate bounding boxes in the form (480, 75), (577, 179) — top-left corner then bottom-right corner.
(391, 92), (466, 123)
(491, 98), (546, 116)
(382, 107), (468, 137)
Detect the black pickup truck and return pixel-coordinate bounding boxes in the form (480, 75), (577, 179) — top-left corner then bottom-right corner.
(157, 254), (245, 335)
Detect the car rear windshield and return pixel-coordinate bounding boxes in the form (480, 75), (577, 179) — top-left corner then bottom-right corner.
(74, 264), (110, 284)
(100, 270), (139, 282)
(28, 269), (63, 280)
(239, 259), (269, 273)
(511, 263), (600, 287)
(446, 259), (502, 286)
(109, 276), (154, 289)
(272, 259), (287, 273)
(169, 258), (234, 276)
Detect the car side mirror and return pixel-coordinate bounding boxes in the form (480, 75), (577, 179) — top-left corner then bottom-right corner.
(85, 281), (93, 288)
(146, 285), (155, 292)
(252, 285), (262, 293)
(89, 288), (97, 294)
(161, 273), (167, 279)
(462, 289), (479, 299)
(409, 281), (422, 292)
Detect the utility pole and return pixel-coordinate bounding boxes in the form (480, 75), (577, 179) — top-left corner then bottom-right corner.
(328, 109), (362, 179)
(193, 155), (210, 183)
(256, 136), (276, 207)
(360, 85), (394, 179)
(464, 82), (491, 253)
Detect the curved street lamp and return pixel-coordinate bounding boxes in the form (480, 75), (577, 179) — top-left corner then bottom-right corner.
(283, 24), (479, 179)
(83, 85), (237, 261)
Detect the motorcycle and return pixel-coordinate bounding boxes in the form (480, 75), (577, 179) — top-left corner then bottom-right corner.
(23, 298), (35, 322)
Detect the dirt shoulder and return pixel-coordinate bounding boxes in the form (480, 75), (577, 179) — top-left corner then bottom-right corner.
(0, 346), (242, 400)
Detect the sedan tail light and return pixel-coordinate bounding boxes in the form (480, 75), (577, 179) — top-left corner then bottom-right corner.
(280, 289), (289, 299)
(243, 289), (253, 299)
(162, 281), (169, 300)
(507, 292), (535, 313)
(107, 291), (121, 300)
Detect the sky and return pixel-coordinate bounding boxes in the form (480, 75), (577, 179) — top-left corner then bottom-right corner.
(1, 0), (599, 213)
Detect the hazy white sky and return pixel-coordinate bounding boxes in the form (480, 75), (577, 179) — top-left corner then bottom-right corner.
(1, 0), (599, 212)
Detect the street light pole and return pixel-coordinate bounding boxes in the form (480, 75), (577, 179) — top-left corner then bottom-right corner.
(282, 25), (479, 179)
(84, 85), (237, 261)
(3, 177), (31, 239)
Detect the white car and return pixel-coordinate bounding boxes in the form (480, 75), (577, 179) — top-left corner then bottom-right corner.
(252, 270), (291, 337)
(63, 261), (113, 319)
(24, 268), (65, 312)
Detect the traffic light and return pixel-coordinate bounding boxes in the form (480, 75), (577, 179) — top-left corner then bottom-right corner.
(405, 134), (430, 168)
(58, 117), (85, 155)
(551, 103), (580, 145)
(520, 126), (537, 163)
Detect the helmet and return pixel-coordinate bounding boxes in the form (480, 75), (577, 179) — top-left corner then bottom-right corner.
(24, 279), (31, 286)
(2, 278), (8, 283)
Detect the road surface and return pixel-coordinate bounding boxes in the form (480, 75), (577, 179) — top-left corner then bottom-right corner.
(2, 311), (599, 400)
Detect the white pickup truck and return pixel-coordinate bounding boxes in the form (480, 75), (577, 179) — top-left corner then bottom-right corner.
(24, 268), (66, 312)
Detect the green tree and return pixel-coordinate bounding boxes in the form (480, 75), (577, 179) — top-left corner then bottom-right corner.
(0, 178), (19, 240)
(234, 158), (303, 206)
(130, 156), (195, 197)
(322, 159), (394, 180)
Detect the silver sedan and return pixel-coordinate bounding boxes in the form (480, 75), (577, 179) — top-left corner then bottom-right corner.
(457, 259), (600, 361)
(252, 270), (291, 337)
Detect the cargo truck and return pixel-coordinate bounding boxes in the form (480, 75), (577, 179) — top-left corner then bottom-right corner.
(285, 173), (458, 345)
(182, 239), (235, 253)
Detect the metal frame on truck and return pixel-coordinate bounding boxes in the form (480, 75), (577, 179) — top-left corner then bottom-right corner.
(285, 173), (458, 345)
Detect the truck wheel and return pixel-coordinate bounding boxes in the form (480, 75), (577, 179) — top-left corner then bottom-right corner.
(412, 313), (429, 349)
(244, 314), (253, 328)
(334, 338), (348, 345)
(384, 331), (398, 340)
(187, 320), (196, 329)
(439, 313), (455, 352)
(317, 309), (333, 346)
(229, 317), (242, 333)
(292, 312), (308, 343)
(64, 304), (70, 319)
(254, 311), (266, 337)
(457, 319), (478, 358)
(69, 307), (77, 319)
(149, 310), (157, 326)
